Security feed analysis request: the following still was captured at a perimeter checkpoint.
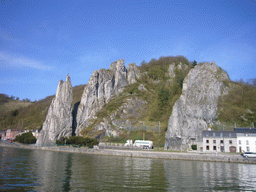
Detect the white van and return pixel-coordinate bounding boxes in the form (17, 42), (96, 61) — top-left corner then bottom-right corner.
(133, 140), (153, 149)
(124, 139), (133, 147)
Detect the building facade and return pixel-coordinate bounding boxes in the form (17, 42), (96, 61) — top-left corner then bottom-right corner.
(2, 129), (21, 140)
(202, 130), (237, 153)
(234, 128), (256, 153)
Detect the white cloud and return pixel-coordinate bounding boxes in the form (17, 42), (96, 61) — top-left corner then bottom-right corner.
(0, 52), (52, 70)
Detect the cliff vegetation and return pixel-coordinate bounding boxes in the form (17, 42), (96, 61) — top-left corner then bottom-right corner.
(1, 55), (255, 148)
(0, 85), (85, 131)
(216, 79), (256, 129)
(81, 56), (192, 146)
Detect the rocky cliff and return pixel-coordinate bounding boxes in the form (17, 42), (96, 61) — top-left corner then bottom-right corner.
(75, 59), (140, 135)
(35, 58), (232, 148)
(92, 96), (147, 138)
(165, 62), (229, 150)
(36, 75), (73, 145)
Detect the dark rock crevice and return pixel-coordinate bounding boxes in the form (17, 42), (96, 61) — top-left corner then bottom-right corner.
(72, 101), (80, 136)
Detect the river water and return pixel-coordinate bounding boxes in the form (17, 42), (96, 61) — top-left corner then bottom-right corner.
(0, 147), (256, 191)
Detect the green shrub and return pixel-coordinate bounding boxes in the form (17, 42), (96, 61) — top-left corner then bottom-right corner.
(191, 145), (197, 150)
(14, 131), (36, 144)
(56, 136), (99, 147)
(10, 109), (19, 117)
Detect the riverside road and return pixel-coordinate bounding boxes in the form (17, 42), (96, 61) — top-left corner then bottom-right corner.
(0, 140), (255, 164)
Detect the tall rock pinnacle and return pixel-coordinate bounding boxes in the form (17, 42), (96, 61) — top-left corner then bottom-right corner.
(36, 74), (73, 145)
(165, 62), (229, 151)
(75, 59), (140, 135)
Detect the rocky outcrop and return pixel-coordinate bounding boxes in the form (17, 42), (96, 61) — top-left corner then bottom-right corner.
(167, 62), (189, 82)
(75, 59), (140, 135)
(127, 63), (141, 84)
(36, 75), (73, 145)
(93, 96), (147, 137)
(165, 62), (229, 151)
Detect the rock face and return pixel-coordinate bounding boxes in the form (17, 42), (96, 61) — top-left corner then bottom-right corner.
(36, 75), (73, 145)
(92, 96), (147, 139)
(127, 63), (141, 85)
(165, 62), (229, 151)
(75, 59), (140, 135)
(168, 62), (188, 79)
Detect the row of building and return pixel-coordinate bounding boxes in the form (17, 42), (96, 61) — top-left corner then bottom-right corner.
(199, 127), (256, 153)
(0, 129), (40, 141)
(1, 127), (256, 153)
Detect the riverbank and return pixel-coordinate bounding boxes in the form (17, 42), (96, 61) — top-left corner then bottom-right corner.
(1, 140), (255, 164)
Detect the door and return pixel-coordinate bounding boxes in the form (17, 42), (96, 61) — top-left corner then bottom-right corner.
(229, 146), (236, 152)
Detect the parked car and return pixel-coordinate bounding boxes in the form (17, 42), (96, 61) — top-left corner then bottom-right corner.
(241, 152), (256, 158)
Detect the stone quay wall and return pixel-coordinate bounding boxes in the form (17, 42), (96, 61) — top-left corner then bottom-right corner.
(0, 141), (255, 164)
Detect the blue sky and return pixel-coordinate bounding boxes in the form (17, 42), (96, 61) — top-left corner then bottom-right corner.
(1, 0), (255, 101)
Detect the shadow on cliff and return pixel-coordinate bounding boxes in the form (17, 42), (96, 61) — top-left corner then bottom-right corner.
(72, 101), (80, 136)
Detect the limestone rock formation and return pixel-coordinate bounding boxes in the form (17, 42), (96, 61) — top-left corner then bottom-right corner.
(127, 63), (141, 84)
(36, 75), (73, 145)
(89, 96), (147, 139)
(75, 59), (140, 135)
(167, 62), (189, 80)
(165, 62), (229, 150)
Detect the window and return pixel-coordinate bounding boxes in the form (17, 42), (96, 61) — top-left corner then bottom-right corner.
(206, 146), (209, 150)
(246, 140), (249, 145)
(220, 133), (223, 137)
(206, 140), (209, 143)
(213, 146), (216, 150)
(229, 140), (232, 144)
(213, 133), (215, 137)
(239, 140), (241, 145)
(220, 140), (224, 144)
(229, 133), (231, 137)
(213, 140), (216, 144)
(246, 146), (250, 152)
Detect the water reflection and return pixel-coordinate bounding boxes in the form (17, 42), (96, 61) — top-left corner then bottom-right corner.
(164, 160), (256, 191)
(29, 150), (70, 191)
(0, 147), (256, 191)
(59, 154), (168, 191)
(238, 163), (256, 191)
(62, 153), (72, 191)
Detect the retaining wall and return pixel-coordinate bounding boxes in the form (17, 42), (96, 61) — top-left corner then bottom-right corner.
(0, 141), (255, 164)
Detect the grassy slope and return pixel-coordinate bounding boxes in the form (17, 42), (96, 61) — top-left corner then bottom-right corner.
(0, 100), (32, 115)
(216, 81), (256, 129)
(0, 84), (85, 131)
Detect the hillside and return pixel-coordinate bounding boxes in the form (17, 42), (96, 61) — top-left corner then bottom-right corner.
(77, 56), (255, 147)
(80, 56), (192, 146)
(1, 56), (255, 148)
(0, 84), (85, 131)
(216, 80), (256, 129)
(0, 94), (32, 116)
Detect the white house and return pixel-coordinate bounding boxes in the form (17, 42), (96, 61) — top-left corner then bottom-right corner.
(234, 128), (256, 153)
(202, 130), (237, 153)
